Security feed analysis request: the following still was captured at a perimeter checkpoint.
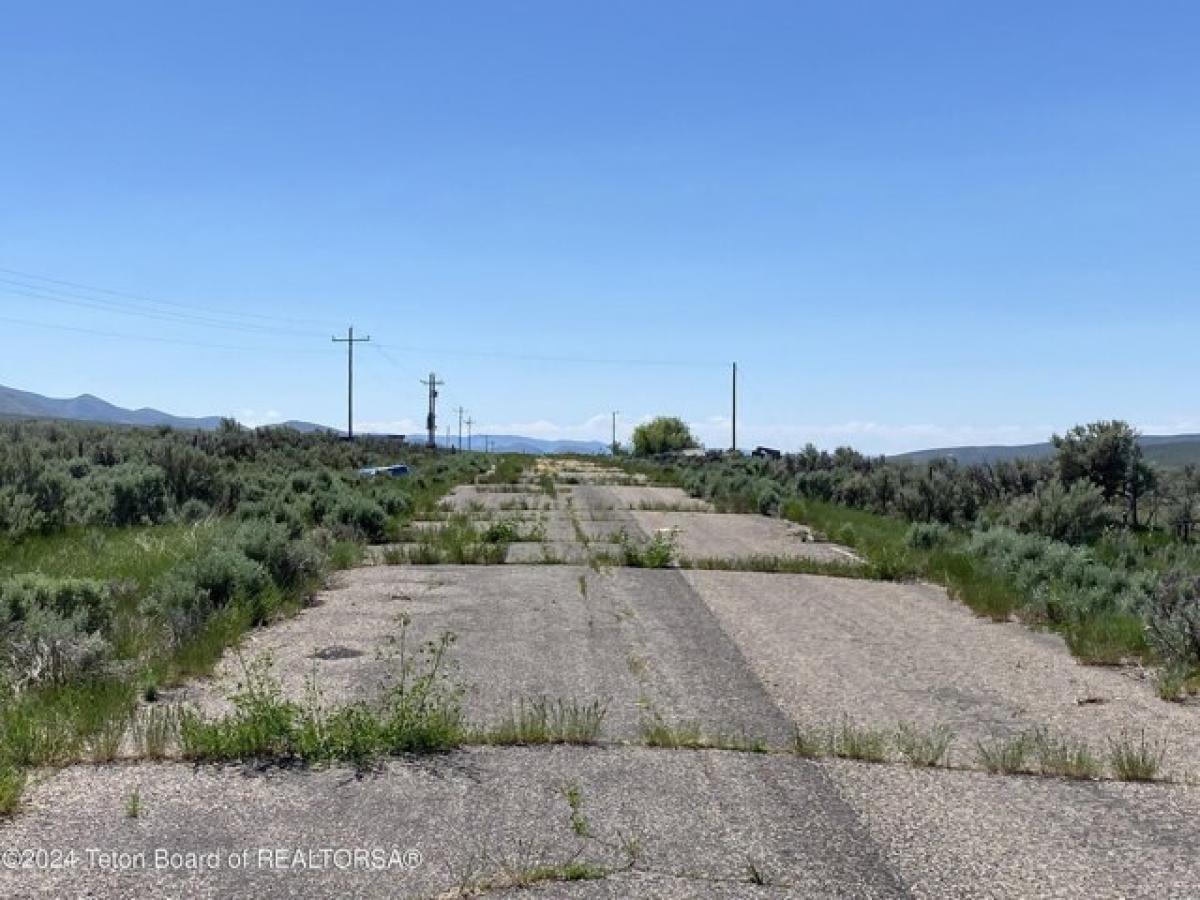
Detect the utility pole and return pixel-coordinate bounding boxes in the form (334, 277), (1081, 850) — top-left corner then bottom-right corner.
(457, 406), (465, 451)
(421, 372), (444, 450)
(731, 361), (737, 453)
(331, 326), (370, 439)
(611, 410), (620, 456)
(465, 416), (474, 451)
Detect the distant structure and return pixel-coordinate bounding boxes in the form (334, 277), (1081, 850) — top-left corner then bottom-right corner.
(752, 446), (781, 460)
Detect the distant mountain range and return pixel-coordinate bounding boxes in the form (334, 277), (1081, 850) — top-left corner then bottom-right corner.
(0, 384), (609, 454)
(890, 433), (1200, 468)
(0, 384), (329, 432)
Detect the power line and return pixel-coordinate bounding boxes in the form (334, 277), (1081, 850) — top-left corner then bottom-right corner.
(0, 266), (342, 329)
(369, 341), (722, 369)
(0, 313), (330, 354)
(0, 280), (324, 339)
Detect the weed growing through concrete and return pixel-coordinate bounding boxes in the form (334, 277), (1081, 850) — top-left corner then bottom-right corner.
(792, 724), (827, 759)
(124, 786), (141, 819)
(562, 781), (591, 837)
(1030, 729), (1102, 779)
(831, 719), (890, 762)
(639, 713), (706, 749)
(179, 625), (466, 766)
(975, 734), (1031, 774)
(894, 722), (955, 767)
(481, 697), (608, 746)
(619, 529), (677, 568)
(132, 705), (181, 759)
(1108, 729), (1165, 781)
(681, 555), (875, 579)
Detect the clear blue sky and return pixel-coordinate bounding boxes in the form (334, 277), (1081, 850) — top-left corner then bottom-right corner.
(2, 1), (1197, 453)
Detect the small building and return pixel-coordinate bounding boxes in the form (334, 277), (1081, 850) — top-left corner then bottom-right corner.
(752, 446), (782, 460)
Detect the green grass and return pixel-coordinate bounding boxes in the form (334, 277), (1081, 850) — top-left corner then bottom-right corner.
(1030, 729), (1101, 779)
(562, 781), (590, 837)
(180, 636), (466, 767)
(638, 715), (706, 749)
(975, 733), (1031, 774)
(619, 530), (677, 568)
(0, 765), (25, 814)
(830, 719), (890, 762)
(125, 786), (142, 818)
(894, 722), (955, 767)
(0, 522), (227, 585)
(1063, 612), (1149, 665)
(511, 861), (607, 887)
(480, 697), (608, 745)
(1108, 729), (1165, 781)
(680, 554), (875, 579)
(480, 456), (528, 486)
(0, 678), (135, 768)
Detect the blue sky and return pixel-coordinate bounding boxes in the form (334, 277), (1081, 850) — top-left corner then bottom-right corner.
(2, 1), (1197, 453)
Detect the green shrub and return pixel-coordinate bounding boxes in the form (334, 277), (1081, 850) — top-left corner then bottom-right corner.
(905, 521), (951, 550)
(178, 498), (213, 523)
(0, 576), (115, 686)
(108, 464), (170, 527)
(329, 495), (387, 542)
(1001, 479), (1115, 545)
(1145, 569), (1200, 668)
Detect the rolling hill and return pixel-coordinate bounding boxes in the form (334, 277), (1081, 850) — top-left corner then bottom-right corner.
(890, 433), (1200, 468)
(0, 384), (609, 453)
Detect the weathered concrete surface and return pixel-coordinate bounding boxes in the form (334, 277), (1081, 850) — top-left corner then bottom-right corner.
(6, 748), (1198, 899)
(684, 568), (1200, 779)
(630, 510), (857, 564)
(0, 748), (905, 899)
(183, 565), (796, 745)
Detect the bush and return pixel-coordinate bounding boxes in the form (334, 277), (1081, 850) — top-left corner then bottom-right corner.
(108, 463), (170, 526)
(236, 521), (323, 589)
(1000, 479), (1115, 545)
(178, 498), (212, 523)
(329, 494), (387, 542)
(905, 521), (951, 550)
(0, 575), (114, 686)
(1146, 569), (1200, 667)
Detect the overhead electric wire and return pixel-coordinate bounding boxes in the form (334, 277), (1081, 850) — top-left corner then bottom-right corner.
(0, 280), (326, 339)
(0, 266), (344, 330)
(367, 341), (721, 369)
(0, 313), (332, 354)
(3, 265), (728, 369)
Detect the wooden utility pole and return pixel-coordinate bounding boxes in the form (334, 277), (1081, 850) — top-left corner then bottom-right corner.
(465, 416), (474, 451)
(331, 326), (370, 439)
(611, 410), (619, 455)
(731, 361), (737, 453)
